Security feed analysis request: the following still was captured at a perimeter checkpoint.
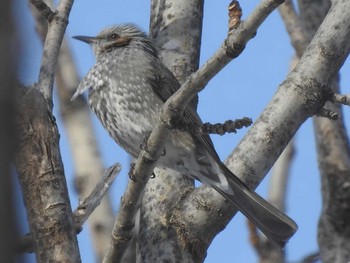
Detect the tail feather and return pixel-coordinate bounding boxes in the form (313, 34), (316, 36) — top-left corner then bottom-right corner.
(213, 166), (297, 246)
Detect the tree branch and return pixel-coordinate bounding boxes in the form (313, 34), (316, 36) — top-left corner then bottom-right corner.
(297, 0), (350, 261)
(33, 0), (73, 105)
(29, 0), (55, 21)
(316, 108), (339, 120)
(15, 86), (80, 262)
(16, 163), (120, 254)
(331, 93), (350, 106)
(107, 0), (289, 261)
(30, 1), (116, 258)
(278, 0), (308, 57)
(15, 0), (78, 262)
(171, 0), (350, 254)
(73, 163), (121, 230)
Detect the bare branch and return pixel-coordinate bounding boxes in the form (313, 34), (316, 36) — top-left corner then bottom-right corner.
(35, 0), (74, 104)
(301, 252), (320, 263)
(15, 85), (81, 262)
(191, 117), (252, 136)
(316, 108), (339, 120)
(102, 170), (148, 263)
(166, 0), (287, 114)
(331, 93), (350, 106)
(31, 0), (116, 258)
(278, 0), (308, 57)
(29, 0), (55, 21)
(269, 139), (295, 212)
(74, 163), (121, 230)
(171, 0), (350, 253)
(14, 0), (79, 261)
(282, 0), (350, 261)
(16, 163), (120, 254)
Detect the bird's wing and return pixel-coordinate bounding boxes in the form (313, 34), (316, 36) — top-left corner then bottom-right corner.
(152, 63), (223, 164)
(71, 63), (105, 101)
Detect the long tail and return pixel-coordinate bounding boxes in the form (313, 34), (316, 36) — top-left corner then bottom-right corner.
(214, 165), (297, 246)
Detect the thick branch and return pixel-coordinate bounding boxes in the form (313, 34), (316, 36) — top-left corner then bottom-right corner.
(297, 0), (350, 262)
(15, 0), (79, 262)
(16, 163), (120, 254)
(30, 0), (116, 258)
(15, 86), (80, 262)
(172, 0), (350, 254)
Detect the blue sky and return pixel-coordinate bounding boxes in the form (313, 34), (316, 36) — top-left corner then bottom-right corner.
(15, 1), (350, 262)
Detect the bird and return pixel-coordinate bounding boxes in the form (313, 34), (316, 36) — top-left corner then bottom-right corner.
(72, 24), (297, 245)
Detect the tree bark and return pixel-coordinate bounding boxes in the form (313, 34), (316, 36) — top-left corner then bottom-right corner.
(15, 86), (80, 262)
(136, 1), (204, 262)
(14, 1), (80, 262)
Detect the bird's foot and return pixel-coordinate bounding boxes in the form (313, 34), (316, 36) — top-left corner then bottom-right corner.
(128, 163), (137, 182)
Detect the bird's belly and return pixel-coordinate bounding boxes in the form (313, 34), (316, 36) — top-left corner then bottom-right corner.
(88, 88), (161, 157)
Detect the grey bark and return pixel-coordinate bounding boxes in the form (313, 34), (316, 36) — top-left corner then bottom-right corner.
(30, 1), (115, 259)
(136, 1), (204, 262)
(14, 1), (81, 262)
(15, 86), (80, 262)
(170, 0), (350, 260)
(281, 0), (350, 261)
(298, 1), (350, 262)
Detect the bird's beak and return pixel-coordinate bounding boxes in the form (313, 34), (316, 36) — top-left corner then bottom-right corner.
(72, 35), (98, 44)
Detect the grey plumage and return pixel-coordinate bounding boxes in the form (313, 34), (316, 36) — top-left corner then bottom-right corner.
(73, 24), (297, 245)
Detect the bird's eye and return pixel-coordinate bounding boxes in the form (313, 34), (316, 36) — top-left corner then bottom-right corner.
(110, 33), (120, 39)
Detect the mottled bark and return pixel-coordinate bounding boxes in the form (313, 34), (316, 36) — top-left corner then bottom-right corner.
(172, 0), (350, 259)
(298, 1), (350, 262)
(30, 1), (116, 259)
(14, 0), (80, 262)
(133, 1), (204, 262)
(15, 86), (80, 262)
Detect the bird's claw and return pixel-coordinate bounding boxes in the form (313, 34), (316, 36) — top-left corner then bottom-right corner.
(128, 163), (137, 182)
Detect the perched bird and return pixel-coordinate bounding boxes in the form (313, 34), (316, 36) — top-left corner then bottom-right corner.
(72, 24), (297, 245)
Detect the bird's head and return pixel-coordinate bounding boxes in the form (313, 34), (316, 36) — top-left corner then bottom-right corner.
(73, 24), (155, 58)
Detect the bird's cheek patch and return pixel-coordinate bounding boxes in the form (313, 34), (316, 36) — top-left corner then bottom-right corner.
(106, 37), (131, 51)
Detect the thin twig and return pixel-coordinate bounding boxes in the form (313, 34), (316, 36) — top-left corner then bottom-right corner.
(331, 93), (350, 106)
(16, 163), (121, 254)
(74, 163), (121, 230)
(35, 0), (74, 105)
(29, 0), (55, 21)
(188, 117), (252, 136)
(278, 0), (308, 57)
(317, 108), (339, 120)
